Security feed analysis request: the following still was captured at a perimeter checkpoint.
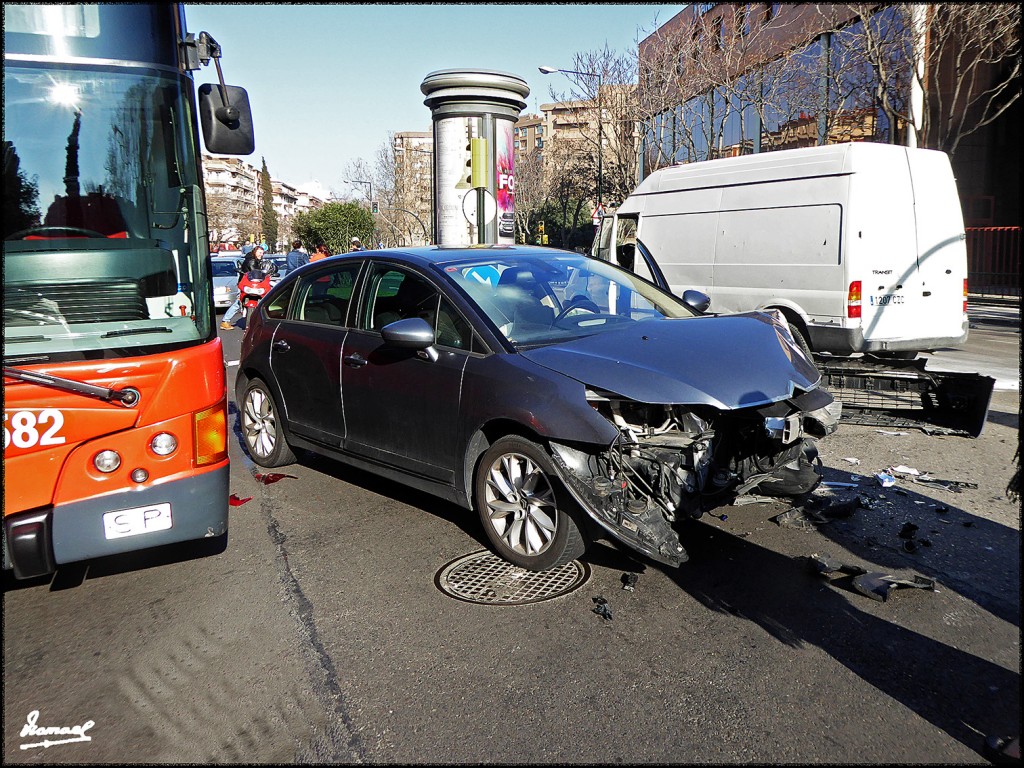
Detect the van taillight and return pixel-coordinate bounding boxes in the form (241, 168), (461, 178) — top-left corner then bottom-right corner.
(963, 278), (968, 314)
(847, 281), (862, 319)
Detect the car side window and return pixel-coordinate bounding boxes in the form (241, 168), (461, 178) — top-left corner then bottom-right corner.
(264, 282), (294, 319)
(360, 265), (473, 350)
(295, 263), (361, 326)
(435, 296), (473, 350)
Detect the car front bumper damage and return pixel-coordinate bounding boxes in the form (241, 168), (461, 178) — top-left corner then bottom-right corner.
(548, 389), (841, 567)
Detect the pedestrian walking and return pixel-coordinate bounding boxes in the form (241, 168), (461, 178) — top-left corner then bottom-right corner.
(286, 239), (309, 271)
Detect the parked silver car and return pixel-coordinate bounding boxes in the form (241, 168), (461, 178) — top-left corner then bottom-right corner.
(211, 255), (241, 309)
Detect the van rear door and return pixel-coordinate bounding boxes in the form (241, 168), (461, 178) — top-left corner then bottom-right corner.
(850, 149), (926, 346)
(906, 149), (968, 342)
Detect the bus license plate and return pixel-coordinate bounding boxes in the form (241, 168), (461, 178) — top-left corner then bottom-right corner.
(103, 503), (173, 539)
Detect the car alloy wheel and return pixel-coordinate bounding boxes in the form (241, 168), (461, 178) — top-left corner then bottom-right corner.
(241, 379), (295, 467)
(475, 436), (586, 571)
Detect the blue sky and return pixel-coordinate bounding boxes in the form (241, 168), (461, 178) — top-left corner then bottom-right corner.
(185, 3), (679, 197)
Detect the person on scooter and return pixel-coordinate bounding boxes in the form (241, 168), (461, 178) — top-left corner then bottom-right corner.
(220, 245), (277, 330)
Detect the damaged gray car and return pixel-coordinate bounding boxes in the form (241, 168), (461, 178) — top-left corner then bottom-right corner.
(236, 246), (840, 571)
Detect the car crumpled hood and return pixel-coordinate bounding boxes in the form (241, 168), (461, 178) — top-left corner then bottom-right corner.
(519, 312), (821, 409)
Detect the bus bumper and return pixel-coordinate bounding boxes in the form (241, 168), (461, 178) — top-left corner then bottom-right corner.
(3, 466), (229, 580)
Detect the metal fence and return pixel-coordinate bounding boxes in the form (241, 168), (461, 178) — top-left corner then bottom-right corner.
(966, 227), (1021, 297)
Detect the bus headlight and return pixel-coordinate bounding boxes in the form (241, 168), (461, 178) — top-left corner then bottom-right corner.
(94, 450), (122, 473)
(150, 432), (178, 456)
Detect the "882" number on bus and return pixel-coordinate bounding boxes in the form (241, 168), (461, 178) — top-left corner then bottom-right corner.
(3, 410), (67, 450)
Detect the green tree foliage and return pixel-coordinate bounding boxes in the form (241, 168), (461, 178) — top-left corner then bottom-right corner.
(2, 141), (41, 237)
(259, 157), (278, 248)
(292, 201), (374, 256)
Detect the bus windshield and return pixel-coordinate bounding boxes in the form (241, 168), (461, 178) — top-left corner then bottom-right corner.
(3, 61), (211, 362)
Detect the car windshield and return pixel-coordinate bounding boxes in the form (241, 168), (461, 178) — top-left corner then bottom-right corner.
(440, 252), (696, 348)
(211, 260), (238, 278)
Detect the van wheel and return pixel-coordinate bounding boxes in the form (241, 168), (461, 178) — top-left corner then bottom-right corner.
(474, 436), (587, 571)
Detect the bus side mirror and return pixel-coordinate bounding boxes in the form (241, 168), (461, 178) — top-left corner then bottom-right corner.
(198, 83), (255, 155)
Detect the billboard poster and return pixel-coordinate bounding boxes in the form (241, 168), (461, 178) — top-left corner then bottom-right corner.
(496, 119), (515, 244)
(434, 116), (474, 245)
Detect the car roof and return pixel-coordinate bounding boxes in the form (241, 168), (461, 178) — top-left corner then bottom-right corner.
(305, 244), (581, 269)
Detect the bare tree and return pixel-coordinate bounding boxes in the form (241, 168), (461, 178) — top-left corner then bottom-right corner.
(205, 189), (248, 245)
(636, 5), (833, 168)
(833, 3), (1021, 156)
(512, 149), (547, 243)
(545, 139), (594, 248)
(546, 45), (645, 204)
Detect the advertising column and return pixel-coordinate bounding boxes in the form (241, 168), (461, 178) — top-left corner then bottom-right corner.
(421, 69), (529, 246)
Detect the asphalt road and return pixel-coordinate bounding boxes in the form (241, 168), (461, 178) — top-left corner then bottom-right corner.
(3, 305), (1019, 764)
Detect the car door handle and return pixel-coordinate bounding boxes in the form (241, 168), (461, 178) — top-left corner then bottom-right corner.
(344, 353), (368, 368)
(273, 340), (290, 352)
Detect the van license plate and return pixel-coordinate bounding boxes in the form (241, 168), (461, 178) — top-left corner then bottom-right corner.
(870, 294), (904, 306)
(103, 503), (172, 539)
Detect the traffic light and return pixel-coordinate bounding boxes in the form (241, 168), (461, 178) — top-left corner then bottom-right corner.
(538, 221), (545, 234)
(371, 200), (379, 215)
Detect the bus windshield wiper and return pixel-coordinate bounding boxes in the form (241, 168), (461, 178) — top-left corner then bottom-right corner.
(3, 366), (140, 406)
(102, 327), (173, 338)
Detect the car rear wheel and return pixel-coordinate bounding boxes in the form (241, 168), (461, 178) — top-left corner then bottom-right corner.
(241, 378), (296, 467)
(474, 436), (587, 571)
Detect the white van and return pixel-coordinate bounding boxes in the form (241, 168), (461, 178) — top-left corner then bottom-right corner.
(594, 143), (969, 356)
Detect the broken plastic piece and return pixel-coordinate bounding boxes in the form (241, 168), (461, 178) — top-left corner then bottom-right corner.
(731, 494), (777, 506)
(875, 472), (896, 488)
(254, 472), (298, 485)
(228, 494), (252, 506)
(889, 464), (921, 476)
(842, 457), (862, 465)
(912, 476), (977, 493)
(808, 552), (868, 576)
(852, 572), (937, 602)
(591, 595), (613, 620)
(822, 481), (859, 488)
(621, 572), (639, 592)
(773, 507), (828, 529)
(876, 430), (909, 436)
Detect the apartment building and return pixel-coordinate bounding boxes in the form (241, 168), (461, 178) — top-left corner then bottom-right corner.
(201, 154), (325, 249)
(392, 131), (433, 245)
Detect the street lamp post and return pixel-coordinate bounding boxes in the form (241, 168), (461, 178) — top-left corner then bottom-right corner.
(344, 178), (373, 205)
(540, 65), (603, 208)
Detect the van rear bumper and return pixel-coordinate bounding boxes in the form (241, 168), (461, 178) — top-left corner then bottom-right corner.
(3, 467), (229, 579)
(808, 319), (969, 354)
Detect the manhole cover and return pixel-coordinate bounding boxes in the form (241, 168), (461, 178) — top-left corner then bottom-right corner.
(435, 550), (590, 605)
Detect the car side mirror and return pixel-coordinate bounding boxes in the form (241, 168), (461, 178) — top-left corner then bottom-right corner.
(682, 289), (711, 315)
(381, 317), (438, 360)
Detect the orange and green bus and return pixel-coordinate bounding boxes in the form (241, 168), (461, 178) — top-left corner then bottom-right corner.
(3, 4), (254, 579)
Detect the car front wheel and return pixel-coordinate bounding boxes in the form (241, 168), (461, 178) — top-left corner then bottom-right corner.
(241, 378), (296, 467)
(474, 436), (587, 571)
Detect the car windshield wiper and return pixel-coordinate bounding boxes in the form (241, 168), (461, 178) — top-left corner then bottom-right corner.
(3, 365), (140, 405)
(101, 327), (173, 338)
